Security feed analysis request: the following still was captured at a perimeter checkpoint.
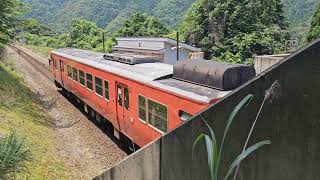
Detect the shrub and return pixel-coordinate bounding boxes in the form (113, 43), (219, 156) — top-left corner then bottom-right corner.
(0, 132), (33, 179)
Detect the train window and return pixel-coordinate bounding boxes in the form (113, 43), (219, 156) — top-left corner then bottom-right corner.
(104, 80), (109, 100)
(148, 99), (167, 133)
(95, 77), (103, 96)
(124, 87), (129, 110)
(72, 67), (78, 82)
(86, 73), (93, 91)
(117, 85), (122, 106)
(179, 110), (193, 121)
(79, 70), (85, 86)
(60, 60), (64, 72)
(138, 95), (146, 123)
(67, 65), (72, 78)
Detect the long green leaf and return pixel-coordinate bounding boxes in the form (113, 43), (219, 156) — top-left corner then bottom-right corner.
(192, 130), (217, 180)
(216, 94), (253, 172)
(223, 140), (271, 180)
(202, 117), (218, 179)
(192, 133), (206, 159)
(204, 135), (214, 180)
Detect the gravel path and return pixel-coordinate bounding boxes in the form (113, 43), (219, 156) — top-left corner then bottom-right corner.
(6, 47), (128, 179)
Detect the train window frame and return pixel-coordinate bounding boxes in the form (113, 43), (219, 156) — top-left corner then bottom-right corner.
(72, 67), (78, 82)
(117, 84), (122, 107)
(67, 65), (72, 78)
(124, 87), (130, 110)
(147, 99), (168, 134)
(179, 110), (193, 122)
(138, 95), (147, 124)
(86, 73), (93, 91)
(79, 70), (85, 86)
(104, 80), (109, 101)
(95, 76), (103, 97)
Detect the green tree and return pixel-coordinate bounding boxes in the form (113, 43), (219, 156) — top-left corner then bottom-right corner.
(115, 12), (170, 37)
(69, 19), (105, 49)
(0, 0), (25, 48)
(180, 0), (289, 64)
(15, 18), (55, 37)
(307, 3), (320, 42)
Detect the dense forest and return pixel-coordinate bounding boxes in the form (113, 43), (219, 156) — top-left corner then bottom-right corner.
(308, 3), (320, 42)
(2, 0), (319, 64)
(22, 0), (317, 34)
(22, 0), (196, 33)
(282, 0), (319, 43)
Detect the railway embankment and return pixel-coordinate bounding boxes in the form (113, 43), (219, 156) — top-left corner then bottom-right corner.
(0, 50), (69, 178)
(2, 46), (128, 179)
(95, 39), (320, 179)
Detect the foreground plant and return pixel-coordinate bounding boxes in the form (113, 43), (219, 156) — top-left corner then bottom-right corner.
(193, 94), (271, 180)
(0, 132), (33, 179)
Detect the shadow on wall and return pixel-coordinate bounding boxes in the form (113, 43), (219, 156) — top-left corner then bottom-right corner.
(94, 38), (320, 180)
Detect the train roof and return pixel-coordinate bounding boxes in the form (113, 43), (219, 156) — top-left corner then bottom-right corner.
(51, 48), (229, 103)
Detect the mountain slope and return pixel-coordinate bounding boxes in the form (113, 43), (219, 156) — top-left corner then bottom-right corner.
(23, 0), (318, 35)
(282, 0), (318, 44)
(23, 0), (196, 32)
(282, 0), (318, 25)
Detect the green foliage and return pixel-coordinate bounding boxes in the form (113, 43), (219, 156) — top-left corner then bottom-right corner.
(193, 95), (271, 180)
(69, 19), (104, 49)
(307, 3), (320, 42)
(180, 0), (289, 64)
(282, 0), (318, 45)
(0, 0), (26, 47)
(0, 55), (71, 178)
(16, 18), (115, 53)
(0, 132), (33, 179)
(15, 19), (55, 36)
(115, 12), (170, 38)
(153, 0), (196, 27)
(23, 0), (196, 33)
(282, 0), (318, 26)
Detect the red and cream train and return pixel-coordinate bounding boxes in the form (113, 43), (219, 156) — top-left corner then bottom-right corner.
(49, 48), (254, 148)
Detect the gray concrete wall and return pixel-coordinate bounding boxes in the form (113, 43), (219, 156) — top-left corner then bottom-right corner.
(95, 39), (320, 180)
(94, 139), (161, 180)
(254, 54), (289, 74)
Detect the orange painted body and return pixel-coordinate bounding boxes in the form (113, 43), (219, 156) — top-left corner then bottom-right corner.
(50, 53), (218, 147)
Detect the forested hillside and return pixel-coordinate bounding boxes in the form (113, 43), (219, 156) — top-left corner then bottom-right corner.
(282, 0), (318, 25)
(23, 0), (195, 33)
(282, 0), (318, 43)
(23, 0), (318, 39)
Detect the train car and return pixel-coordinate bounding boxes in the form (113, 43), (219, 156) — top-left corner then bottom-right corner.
(49, 48), (255, 148)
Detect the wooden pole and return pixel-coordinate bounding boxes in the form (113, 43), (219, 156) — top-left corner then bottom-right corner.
(102, 32), (105, 53)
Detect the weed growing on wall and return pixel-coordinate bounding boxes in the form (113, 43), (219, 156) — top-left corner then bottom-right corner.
(192, 80), (282, 180)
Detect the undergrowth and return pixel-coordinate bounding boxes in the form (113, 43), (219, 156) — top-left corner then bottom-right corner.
(0, 52), (69, 179)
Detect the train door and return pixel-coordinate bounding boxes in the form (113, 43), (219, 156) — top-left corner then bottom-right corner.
(51, 58), (57, 79)
(116, 83), (130, 135)
(58, 60), (64, 86)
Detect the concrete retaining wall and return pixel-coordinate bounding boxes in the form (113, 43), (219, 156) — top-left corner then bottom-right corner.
(95, 39), (320, 180)
(94, 139), (160, 180)
(254, 54), (289, 74)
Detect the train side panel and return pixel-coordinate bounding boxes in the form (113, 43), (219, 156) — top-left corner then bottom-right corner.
(51, 53), (213, 147)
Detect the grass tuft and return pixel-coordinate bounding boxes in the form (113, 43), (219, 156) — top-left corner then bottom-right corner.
(0, 132), (33, 179)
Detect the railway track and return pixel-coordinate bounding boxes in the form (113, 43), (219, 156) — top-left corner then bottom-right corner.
(8, 44), (54, 81)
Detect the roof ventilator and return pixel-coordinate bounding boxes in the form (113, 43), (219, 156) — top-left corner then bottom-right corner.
(103, 53), (161, 65)
(173, 59), (256, 90)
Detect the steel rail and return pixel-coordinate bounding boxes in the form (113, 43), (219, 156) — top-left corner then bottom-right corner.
(8, 44), (54, 81)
